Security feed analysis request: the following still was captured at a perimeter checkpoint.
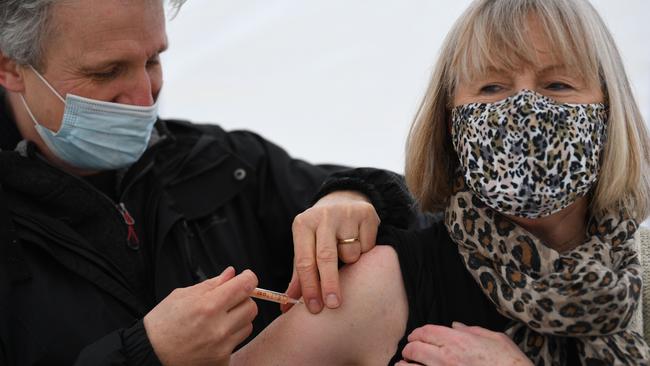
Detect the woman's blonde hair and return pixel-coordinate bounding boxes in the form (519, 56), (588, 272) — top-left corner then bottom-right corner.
(406, 0), (650, 222)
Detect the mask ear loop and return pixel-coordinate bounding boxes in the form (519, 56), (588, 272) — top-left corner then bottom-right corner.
(18, 94), (41, 127)
(19, 65), (67, 134)
(27, 65), (66, 103)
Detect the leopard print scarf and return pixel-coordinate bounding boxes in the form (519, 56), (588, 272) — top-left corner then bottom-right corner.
(444, 180), (649, 365)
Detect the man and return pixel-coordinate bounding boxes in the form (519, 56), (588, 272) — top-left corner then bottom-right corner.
(0, 0), (413, 365)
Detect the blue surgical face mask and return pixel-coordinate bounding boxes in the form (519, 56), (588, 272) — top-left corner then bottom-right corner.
(19, 65), (158, 171)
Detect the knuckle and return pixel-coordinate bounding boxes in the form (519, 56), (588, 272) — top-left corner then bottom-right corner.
(169, 288), (183, 297)
(371, 212), (381, 224)
(316, 247), (338, 263)
(401, 343), (413, 358)
(316, 206), (331, 220)
(243, 323), (254, 338)
(404, 343), (422, 360)
(320, 275), (338, 288)
(294, 256), (317, 272)
(343, 204), (355, 218)
(292, 214), (308, 230)
(301, 283), (320, 295)
(247, 299), (259, 319)
(298, 277), (320, 293)
(360, 202), (375, 215)
(365, 211), (380, 225)
(421, 324), (438, 334)
(213, 325), (228, 341)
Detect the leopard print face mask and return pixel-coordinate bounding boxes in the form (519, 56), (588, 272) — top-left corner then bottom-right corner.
(451, 90), (608, 218)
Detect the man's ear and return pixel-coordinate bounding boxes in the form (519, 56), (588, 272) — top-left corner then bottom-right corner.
(0, 53), (26, 92)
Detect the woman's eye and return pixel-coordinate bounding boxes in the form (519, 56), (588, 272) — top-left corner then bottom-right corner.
(546, 82), (573, 91)
(479, 84), (503, 94)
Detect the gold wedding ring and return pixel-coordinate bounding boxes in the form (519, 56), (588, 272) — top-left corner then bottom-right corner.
(337, 237), (359, 244)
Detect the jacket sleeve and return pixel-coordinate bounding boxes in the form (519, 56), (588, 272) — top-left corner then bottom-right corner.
(223, 130), (416, 237)
(312, 167), (417, 229)
(74, 320), (161, 366)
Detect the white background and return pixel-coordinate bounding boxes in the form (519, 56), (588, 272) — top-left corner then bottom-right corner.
(158, 0), (650, 225)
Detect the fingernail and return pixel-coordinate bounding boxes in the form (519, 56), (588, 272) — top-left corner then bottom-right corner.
(452, 321), (467, 328)
(325, 293), (339, 308)
(220, 266), (233, 275)
(308, 299), (321, 313)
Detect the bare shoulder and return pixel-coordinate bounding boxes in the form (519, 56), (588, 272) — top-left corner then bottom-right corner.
(340, 245), (402, 294)
(232, 245), (407, 366)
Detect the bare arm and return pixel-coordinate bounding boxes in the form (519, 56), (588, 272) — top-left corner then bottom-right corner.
(231, 246), (408, 366)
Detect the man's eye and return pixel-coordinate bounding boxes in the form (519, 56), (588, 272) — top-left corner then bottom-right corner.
(91, 68), (120, 81)
(479, 84), (503, 94)
(546, 82), (573, 91)
(146, 57), (161, 68)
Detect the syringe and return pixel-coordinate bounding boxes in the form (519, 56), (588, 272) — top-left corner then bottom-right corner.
(251, 287), (303, 305)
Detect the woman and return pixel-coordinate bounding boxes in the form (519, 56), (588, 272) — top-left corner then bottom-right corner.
(231, 0), (650, 364)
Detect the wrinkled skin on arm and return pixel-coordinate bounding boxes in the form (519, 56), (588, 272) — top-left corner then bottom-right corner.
(231, 246), (408, 366)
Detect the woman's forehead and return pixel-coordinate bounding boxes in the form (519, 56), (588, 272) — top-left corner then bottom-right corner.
(451, 37), (597, 86)
(448, 10), (600, 87)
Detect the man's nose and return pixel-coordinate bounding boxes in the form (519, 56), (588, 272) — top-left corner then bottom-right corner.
(115, 69), (155, 106)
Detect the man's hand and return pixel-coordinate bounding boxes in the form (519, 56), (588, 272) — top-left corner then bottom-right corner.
(284, 190), (380, 314)
(396, 322), (533, 366)
(144, 267), (258, 366)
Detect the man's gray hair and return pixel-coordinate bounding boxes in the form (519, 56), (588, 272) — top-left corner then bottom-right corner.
(0, 0), (54, 68)
(0, 0), (187, 69)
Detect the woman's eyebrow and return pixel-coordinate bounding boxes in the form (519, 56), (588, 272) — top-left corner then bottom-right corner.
(535, 64), (572, 76)
(469, 66), (511, 81)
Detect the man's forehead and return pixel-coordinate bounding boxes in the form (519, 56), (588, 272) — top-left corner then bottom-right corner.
(46, 0), (167, 65)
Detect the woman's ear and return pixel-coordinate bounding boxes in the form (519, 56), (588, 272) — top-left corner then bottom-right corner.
(0, 53), (26, 92)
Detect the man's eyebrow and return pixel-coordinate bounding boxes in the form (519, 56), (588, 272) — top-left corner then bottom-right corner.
(78, 59), (127, 73)
(78, 43), (168, 72)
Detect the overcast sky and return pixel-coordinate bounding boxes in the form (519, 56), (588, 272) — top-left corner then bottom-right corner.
(159, 0), (649, 224)
(160, 0), (648, 169)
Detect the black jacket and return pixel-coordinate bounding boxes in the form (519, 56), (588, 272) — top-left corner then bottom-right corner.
(0, 115), (413, 365)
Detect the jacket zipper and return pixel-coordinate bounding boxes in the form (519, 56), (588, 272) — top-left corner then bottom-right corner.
(117, 202), (140, 250)
(33, 131), (168, 245)
(33, 153), (154, 251)
(115, 161), (157, 251)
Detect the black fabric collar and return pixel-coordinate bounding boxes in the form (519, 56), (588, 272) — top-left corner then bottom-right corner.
(0, 88), (22, 151)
